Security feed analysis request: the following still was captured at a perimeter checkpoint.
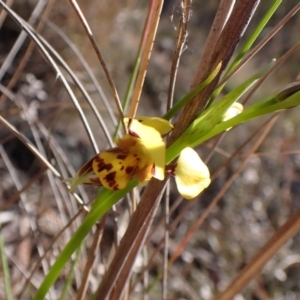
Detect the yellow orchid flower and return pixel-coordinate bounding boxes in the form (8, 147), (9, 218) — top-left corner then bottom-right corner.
(66, 117), (173, 192)
(172, 147), (211, 200)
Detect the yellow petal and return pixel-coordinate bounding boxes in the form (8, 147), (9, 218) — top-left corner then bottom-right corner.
(174, 147), (211, 199)
(135, 163), (154, 183)
(127, 119), (165, 180)
(92, 149), (138, 190)
(116, 135), (152, 170)
(115, 134), (137, 151)
(124, 116), (173, 135)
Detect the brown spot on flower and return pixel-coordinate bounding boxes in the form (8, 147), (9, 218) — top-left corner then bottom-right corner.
(93, 156), (114, 173)
(97, 162), (113, 173)
(117, 154), (127, 160)
(104, 172), (118, 189)
(120, 166), (124, 171)
(125, 166), (134, 174)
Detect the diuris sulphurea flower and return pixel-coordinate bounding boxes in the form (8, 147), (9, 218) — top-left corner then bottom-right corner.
(64, 117), (211, 200)
(65, 117), (173, 192)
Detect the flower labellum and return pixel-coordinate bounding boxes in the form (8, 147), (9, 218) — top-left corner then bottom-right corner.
(174, 147), (211, 200)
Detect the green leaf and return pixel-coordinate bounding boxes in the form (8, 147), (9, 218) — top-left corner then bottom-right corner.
(190, 90), (300, 148)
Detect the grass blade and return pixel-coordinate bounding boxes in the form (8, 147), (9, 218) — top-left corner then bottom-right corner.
(0, 224), (13, 300)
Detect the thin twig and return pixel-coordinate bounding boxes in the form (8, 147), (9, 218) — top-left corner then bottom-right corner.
(0, 0), (48, 84)
(76, 218), (106, 300)
(33, 29), (114, 146)
(162, 184), (170, 300)
(0, 1), (100, 153)
(190, 0), (235, 92)
(128, 0), (164, 118)
(216, 204), (300, 300)
(43, 19), (117, 128)
(0, 114), (87, 209)
(95, 181), (168, 300)
(241, 40), (300, 106)
(17, 208), (85, 299)
(217, 2), (300, 89)
(166, 0), (191, 112)
(68, 0), (126, 132)
(0, 144), (57, 300)
(0, 0), (13, 27)
(0, 0), (54, 108)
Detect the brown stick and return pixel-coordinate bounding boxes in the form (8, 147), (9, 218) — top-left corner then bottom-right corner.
(216, 206), (300, 300)
(169, 0), (260, 145)
(94, 179), (167, 299)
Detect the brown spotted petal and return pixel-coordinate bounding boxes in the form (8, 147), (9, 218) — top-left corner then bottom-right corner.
(92, 148), (139, 190)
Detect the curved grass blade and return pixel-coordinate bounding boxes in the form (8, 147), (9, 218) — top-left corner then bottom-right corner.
(189, 90), (300, 148)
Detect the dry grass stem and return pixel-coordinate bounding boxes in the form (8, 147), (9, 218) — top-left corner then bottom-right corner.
(44, 19), (118, 128)
(0, 0), (54, 108)
(217, 204), (300, 300)
(76, 220), (105, 300)
(17, 208), (84, 299)
(242, 40), (300, 106)
(68, 0), (126, 132)
(0, 0), (47, 84)
(95, 181), (167, 299)
(128, 0), (164, 118)
(169, 0), (260, 145)
(218, 2), (300, 87)
(166, 0), (191, 111)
